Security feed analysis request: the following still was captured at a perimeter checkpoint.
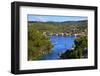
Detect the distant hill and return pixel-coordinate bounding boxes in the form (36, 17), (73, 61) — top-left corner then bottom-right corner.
(28, 20), (87, 24)
(28, 20), (87, 34)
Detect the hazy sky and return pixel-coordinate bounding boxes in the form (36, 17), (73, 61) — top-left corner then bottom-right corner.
(28, 15), (87, 22)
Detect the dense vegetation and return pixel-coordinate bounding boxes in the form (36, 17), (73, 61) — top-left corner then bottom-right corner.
(60, 36), (88, 59)
(28, 28), (53, 60)
(28, 20), (87, 35)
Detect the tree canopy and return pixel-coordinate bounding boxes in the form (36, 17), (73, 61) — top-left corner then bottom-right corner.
(60, 36), (87, 59)
(28, 28), (53, 60)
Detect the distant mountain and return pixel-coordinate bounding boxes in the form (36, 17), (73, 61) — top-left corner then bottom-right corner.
(61, 20), (87, 26)
(28, 20), (87, 25)
(28, 20), (87, 34)
(61, 20), (87, 23)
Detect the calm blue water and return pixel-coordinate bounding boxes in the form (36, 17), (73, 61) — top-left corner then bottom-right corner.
(41, 36), (75, 60)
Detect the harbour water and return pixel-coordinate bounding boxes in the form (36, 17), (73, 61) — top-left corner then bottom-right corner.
(41, 35), (75, 60)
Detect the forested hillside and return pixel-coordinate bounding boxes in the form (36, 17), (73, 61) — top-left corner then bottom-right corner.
(28, 20), (87, 36)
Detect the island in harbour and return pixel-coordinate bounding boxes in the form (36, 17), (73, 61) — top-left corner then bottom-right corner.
(28, 15), (88, 61)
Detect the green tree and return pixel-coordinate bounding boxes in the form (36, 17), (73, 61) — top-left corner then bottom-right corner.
(28, 28), (53, 60)
(60, 36), (87, 59)
(74, 36), (87, 58)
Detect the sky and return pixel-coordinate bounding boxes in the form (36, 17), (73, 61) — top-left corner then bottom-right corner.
(28, 15), (87, 22)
